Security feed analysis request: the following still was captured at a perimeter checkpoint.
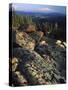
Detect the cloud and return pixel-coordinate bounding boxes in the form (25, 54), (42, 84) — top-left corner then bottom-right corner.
(12, 4), (54, 13)
(37, 7), (52, 12)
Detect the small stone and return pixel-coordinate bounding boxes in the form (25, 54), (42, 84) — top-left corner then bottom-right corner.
(14, 71), (28, 85)
(25, 64), (30, 67)
(15, 71), (20, 75)
(40, 41), (48, 46)
(35, 74), (39, 78)
(12, 57), (18, 64)
(12, 63), (18, 71)
(38, 78), (46, 84)
(32, 71), (37, 76)
(56, 40), (61, 45)
(44, 72), (51, 80)
(63, 42), (66, 47)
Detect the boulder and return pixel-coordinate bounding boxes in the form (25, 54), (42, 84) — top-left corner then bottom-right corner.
(9, 57), (19, 72)
(13, 31), (35, 50)
(18, 24), (36, 33)
(26, 24), (36, 32)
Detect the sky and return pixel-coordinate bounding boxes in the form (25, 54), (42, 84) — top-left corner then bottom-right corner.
(12, 3), (66, 14)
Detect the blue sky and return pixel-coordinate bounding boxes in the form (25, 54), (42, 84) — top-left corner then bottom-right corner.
(12, 3), (66, 14)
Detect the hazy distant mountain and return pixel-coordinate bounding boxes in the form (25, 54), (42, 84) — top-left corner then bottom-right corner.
(16, 11), (65, 16)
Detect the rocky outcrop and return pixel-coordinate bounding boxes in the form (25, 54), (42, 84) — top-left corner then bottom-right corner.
(10, 27), (66, 86)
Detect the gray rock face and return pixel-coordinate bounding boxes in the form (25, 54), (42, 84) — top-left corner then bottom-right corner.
(28, 31), (44, 44)
(35, 38), (66, 82)
(12, 48), (51, 85)
(47, 45), (66, 79)
(11, 47), (65, 86)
